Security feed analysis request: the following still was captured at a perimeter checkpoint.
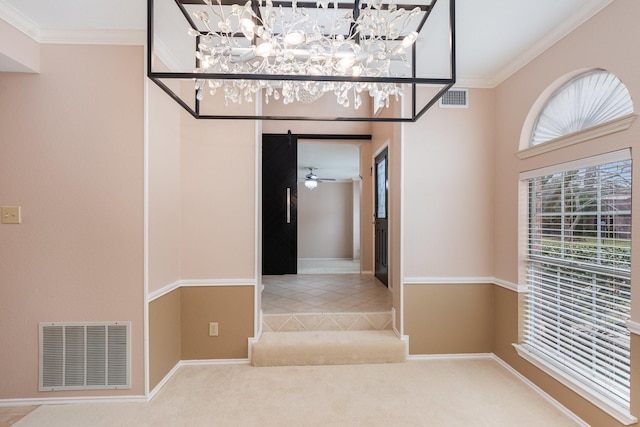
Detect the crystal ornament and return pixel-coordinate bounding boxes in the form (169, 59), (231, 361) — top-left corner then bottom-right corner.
(189, 0), (420, 109)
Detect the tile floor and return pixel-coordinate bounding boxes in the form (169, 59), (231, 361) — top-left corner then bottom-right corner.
(262, 274), (392, 314)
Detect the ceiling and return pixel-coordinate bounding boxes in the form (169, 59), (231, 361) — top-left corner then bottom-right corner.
(0, 0), (613, 86)
(0, 0), (614, 179)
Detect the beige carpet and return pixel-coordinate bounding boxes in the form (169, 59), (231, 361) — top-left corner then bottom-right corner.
(251, 330), (407, 366)
(16, 359), (581, 427)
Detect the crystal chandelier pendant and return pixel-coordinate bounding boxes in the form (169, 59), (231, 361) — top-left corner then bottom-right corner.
(189, 0), (421, 110)
(147, 0), (457, 121)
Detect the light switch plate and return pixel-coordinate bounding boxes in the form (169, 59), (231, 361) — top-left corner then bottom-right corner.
(1, 206), (21, 224)
(209, 322), (219, 337)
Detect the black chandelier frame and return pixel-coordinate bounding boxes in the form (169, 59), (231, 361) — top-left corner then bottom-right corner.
(147, 0), (456, 121)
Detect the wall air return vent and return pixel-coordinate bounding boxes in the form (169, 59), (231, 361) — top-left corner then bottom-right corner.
(39, 322), (130, 391)
(439, 88), (469, 108)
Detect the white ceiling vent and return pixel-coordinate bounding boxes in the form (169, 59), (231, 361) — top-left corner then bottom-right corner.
(439, 89), (469, 108)
(39, 322), (130, 391)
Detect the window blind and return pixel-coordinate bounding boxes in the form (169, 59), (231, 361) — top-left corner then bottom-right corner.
(524, 157), (632, 408)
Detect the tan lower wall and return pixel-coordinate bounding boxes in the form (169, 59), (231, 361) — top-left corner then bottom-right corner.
(493, 285), (637, 426)
(404, 283), (493, 354)
(180, 286), (254, 360)
(149, 289), (181, 391)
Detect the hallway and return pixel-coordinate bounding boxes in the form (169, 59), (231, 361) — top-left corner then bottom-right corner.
(261, 274), (391, 314)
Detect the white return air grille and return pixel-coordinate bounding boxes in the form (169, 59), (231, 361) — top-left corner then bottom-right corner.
(39, 322), (130, 391)
(439, 88), (469, 108)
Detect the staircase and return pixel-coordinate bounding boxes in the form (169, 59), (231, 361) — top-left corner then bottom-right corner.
(251, 311), (407, 367)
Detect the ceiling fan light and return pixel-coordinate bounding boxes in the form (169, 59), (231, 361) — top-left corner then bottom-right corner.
(304, 179), (318, 189)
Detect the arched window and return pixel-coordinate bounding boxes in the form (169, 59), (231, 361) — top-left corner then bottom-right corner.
(530, 69), (633, 146)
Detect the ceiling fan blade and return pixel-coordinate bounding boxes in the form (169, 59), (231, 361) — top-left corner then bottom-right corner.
(317, 177), (336, 181)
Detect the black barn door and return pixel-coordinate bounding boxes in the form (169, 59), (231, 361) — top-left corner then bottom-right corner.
(374, 148), (389, 286)
(262, 133), (298, 275)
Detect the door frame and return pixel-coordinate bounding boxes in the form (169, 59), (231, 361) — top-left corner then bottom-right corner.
(261, 133), (372, 274)
(373, 143), (391, 288)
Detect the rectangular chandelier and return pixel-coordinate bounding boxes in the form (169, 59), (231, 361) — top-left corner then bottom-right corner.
(147, 0), (456, 121)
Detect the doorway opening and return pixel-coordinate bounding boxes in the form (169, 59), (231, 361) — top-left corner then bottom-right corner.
(261, 133), (391, 320)
(297, 142), (361, 274)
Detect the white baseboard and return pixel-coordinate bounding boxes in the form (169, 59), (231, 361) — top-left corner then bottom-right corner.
(491, 354), (589, 427)
(0, 395), (148, 408)
(148, 361), (182, 400)
(407, 353), (493, 361)
(405, 352), (589, 426)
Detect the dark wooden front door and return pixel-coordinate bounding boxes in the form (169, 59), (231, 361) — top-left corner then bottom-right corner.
(374, 148), (389, 286)
(262, 133), (298, 275)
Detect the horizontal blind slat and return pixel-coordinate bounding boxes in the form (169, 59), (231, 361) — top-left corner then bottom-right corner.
(524, 157), (632, 407)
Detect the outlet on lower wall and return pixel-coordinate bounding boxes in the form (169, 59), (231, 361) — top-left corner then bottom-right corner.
(209, 322), (219, 337)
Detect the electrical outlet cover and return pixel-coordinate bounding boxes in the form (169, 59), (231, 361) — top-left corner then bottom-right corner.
(1, 206), (21, 224)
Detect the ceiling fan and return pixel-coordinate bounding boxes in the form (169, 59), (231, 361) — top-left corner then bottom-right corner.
(301, 167), (335, 189)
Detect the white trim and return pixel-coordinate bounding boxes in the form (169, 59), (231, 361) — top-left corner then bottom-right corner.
(143, 46), (151, 398)
(0, 0), (41, 41)
(147, 361), (181, 401)
(516, 114), (636, 160)
(491, 354), (589, 427)
(152, 359), (250, 399)
(403, 277), (494, 285)
(626, 320), (640, 336)
(180, 279), (255, 286)
(0, 395), (148, 407)
(520, 148), (632, 180)
(361, 270), (374, 275)
(453, 76), (496, 89)
(514, 344), (637, 425)
(399, 117), (405, 337)
(148, 279), (256, 302)
(403, 277), (527, 292)
(254, 102), (262, 341)
(178, 358), (250, 366)
(180, 279), (255, 287)
(489, 0), (615, 88)
(147, 280), (181, 302)
(493, 278), (528, 293)
(39, 29), (145, 45)
(407, 353), (493, 361)
(0, 1), (145, 45)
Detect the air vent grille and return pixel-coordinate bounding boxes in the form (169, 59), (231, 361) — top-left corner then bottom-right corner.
(439, 89), (469, 108)
(39, 322), (130, 391)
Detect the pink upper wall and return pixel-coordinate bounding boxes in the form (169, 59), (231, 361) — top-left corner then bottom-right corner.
(180, 113), (257, 280)
(148, 80), (182, 293)
(403, 88), (495, 278)
(0, 44), (145, 398)
(493, 0), (640, 286)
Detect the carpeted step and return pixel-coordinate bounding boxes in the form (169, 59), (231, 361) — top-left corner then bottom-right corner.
(263, 311), (392, 332)
(251, 330), (407, 367)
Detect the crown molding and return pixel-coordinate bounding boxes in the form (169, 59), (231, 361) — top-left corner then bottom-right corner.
(0, 0), (144, 45)
(39, 28), (145, 45)
(0, 0), (41, 40)
(453, 76), (496, 89)
(489, 0), (615, 88)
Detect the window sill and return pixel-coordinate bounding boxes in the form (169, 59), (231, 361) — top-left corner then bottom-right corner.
(513, 343), (637, 425)
(516, 113), (637, 159)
